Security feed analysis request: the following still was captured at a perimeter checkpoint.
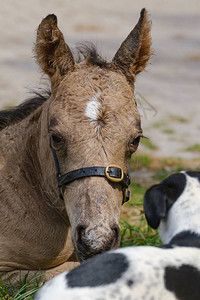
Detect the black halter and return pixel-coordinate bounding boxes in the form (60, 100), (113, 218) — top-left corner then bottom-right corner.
(50, 143), (131, 205)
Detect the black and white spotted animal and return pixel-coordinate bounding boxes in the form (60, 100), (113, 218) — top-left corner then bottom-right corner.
(35, 171), (200, 300)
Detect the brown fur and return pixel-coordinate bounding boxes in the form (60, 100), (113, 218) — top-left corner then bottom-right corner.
(0, 9), (151, 286)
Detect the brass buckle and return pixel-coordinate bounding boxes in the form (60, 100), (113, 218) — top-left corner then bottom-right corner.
(105, 165), (124, 183)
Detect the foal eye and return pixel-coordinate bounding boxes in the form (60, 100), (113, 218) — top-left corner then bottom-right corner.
(52, 134), (61, 144)
(132, 136), (141, 145)
(129, 136), (141, 152)
(50, 133), (63, 148)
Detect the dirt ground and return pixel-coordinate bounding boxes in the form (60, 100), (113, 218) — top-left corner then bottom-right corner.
(0, 0), (200, 159)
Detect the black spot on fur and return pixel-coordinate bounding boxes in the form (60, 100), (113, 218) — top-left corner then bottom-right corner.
(66, 252), (129, 288)
(169, 231), (200, 248)
(144, 173), (186, 229)
(186, 171), (200, 183)
(0, 89), (51, 130)
(160, 244), (173, 249)
(164, 264), (200, 300)
(127, 279), (134, 287)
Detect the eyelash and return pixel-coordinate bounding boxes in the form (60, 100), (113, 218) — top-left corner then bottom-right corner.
(129, 135), (145, 152)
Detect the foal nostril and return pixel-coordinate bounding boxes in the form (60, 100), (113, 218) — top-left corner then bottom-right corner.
(76, 225), (90, 253)
(75, 223), (121, 260)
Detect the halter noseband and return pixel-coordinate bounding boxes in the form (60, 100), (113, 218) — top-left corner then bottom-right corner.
(50, 144), (131, 205)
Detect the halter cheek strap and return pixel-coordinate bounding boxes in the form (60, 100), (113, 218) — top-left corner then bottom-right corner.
(50, 143), (131, 205)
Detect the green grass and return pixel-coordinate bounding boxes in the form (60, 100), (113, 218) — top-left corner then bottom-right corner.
(131, 153), (152, 170)
(0, 273), (43, 300)
(120, 219), (161, 247)
(131, 183), (147, 205)
(120, 182), (161, 248)
(141, 138), (158, 150)
(151, 121), (166, 128)
(170, 115), (189, 123)
(162, 128), (175, 135)
(186, 144), (200, 153)
(153, 170), (171, 181)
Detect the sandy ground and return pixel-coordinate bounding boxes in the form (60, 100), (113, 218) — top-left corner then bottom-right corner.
(0, 0), (200, 159)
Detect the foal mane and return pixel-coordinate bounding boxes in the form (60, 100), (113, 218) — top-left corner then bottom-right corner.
(76, 43), (110, 68)
(0, 44), (109, 131)
(0, 89), (51, 131)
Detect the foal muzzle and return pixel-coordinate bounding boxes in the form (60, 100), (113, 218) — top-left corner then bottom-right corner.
(50, 144), (131, 205)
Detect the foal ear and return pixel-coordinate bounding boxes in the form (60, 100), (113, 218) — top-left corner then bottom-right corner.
(35, 14), (75, 88)
(112, 8), (152, 86)
(144, 173), (187, 229)
(144, 184), (168, 229)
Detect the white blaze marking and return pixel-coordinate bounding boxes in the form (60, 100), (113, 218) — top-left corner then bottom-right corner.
(85, 93), (101, 124)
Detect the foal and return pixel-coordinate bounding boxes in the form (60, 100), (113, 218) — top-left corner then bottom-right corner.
(0, 9), (151, 285)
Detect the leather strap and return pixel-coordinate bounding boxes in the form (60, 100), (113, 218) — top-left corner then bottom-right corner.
(50, 142), (131, 204)
(58, 166), (130, 188)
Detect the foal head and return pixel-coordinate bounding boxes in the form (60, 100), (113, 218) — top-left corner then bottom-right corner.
(36, 9), (152, 261)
